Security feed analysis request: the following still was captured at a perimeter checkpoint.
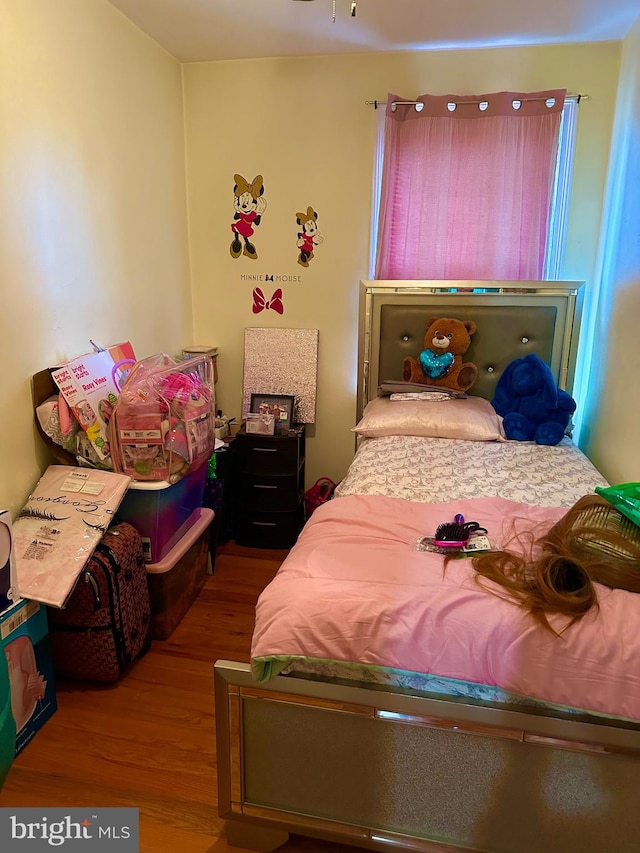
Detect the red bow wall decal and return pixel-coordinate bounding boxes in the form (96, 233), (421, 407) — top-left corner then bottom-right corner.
(252, 287), (284, 314)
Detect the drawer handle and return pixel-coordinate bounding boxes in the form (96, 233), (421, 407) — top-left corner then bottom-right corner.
(253, 447), (277, 452)
(253, 484), (278, 490)
(252, 521), (277, 527)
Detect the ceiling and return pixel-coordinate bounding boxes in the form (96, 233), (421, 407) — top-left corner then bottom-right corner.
(106, 0), (639, 63)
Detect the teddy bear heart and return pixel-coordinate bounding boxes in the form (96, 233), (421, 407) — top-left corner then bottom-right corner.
(420, 349), (454, 379)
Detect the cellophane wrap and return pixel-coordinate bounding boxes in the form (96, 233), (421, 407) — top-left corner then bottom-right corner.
(110, 354), (215, 482)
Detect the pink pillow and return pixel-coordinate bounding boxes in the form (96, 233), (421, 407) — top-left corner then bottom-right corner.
(353, 395), (505, 441)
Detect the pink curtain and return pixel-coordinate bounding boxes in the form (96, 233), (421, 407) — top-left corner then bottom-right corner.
(374, 90), (566, 281)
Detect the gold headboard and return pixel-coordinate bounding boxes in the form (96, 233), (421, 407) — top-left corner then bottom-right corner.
(357, 280), (584, 419)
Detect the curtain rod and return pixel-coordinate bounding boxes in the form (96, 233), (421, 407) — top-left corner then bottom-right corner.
(366, 93), (589, 108)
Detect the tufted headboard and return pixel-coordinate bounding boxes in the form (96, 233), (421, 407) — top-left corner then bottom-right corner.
(357, 280), (584, 418)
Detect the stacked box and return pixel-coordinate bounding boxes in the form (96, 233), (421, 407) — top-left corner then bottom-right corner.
(0, 512), (17, 782)
(0, 640), (14, 789)
(146, 508), (214, 640)
(114, 462), (207, 563)
(1, 599), (57, 756)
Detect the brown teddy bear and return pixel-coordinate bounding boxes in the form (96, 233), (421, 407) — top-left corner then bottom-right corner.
(403, 317), (478, 392)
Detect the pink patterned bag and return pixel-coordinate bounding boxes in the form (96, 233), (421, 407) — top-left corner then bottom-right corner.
(304, 477), (337, 521)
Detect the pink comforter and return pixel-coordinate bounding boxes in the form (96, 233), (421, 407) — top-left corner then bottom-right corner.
(252, 495), (640, 721)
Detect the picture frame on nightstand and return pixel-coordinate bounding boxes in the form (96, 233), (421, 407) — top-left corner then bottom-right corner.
(245, 412), (276, 435)
(250, 393), (295, 435)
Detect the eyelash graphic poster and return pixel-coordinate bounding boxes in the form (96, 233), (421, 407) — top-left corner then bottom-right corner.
(11, 466), (131, 608)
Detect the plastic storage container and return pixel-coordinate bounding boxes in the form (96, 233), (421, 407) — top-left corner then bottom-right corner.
(114, 462), (207, 563)
(146, 507), (214, 640)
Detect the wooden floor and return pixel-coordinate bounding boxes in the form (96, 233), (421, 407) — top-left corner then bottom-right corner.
(0, 540), (353, 853)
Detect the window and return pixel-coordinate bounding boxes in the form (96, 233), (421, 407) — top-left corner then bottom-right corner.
(370, 93), (580, 281)
(544, 97), (579, 279)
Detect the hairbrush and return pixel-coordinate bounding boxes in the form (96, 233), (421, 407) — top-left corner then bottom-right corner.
(434, 514), (488, 548)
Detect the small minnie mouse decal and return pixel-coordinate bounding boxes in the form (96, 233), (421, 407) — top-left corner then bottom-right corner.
(230, 174), (267, 260)
(296, 206), (323, 267)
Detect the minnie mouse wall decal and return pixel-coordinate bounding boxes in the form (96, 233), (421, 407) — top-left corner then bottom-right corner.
(295, 206), (323, 267)
(230, 174), (267, 260)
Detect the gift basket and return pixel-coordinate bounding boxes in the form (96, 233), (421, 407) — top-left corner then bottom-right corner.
(109, 353), (215, 482)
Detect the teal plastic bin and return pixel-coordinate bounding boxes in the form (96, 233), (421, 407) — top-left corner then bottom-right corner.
(0, 643), (16, 790)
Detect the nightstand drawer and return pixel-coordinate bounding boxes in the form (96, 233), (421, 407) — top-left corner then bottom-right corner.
(235, 508), (302, 549)
(236, 434), (301, 476)
(238, 475), (300, 512)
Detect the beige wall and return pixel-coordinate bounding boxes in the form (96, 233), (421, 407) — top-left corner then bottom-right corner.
(0, 0), (191, 515)
(580, 17), (640, 481)
(183, 43), (621, 488)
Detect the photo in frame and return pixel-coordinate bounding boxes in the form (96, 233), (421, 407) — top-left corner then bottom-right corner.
(250, 393), (295, 434)
(245, 412), (275, 435)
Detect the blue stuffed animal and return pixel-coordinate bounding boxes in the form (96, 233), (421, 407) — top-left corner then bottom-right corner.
(491, 353), (576, 446)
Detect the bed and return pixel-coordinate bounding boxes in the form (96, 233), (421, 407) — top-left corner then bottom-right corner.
(215, 281), (640, 853)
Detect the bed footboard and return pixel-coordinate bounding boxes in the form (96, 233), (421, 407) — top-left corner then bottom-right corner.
(214, 661), (640, 853)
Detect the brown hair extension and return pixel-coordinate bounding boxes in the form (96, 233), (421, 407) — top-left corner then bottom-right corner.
(466, 495), (640, 634)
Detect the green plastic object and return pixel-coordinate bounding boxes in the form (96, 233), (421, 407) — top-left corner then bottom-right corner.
(595, 482), (640, 528)
(0, 645), (16, 791)
(207, 453), (217, 480)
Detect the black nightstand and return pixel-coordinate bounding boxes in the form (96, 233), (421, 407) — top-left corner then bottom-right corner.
(234, 425), (305, 548)
(235, 424), (305, 548)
